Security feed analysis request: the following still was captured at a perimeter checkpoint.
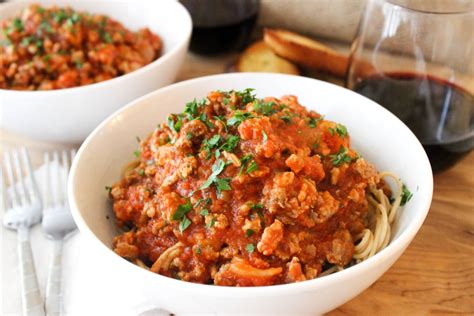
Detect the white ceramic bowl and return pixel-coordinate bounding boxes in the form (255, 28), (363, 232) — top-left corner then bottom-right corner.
(69, 73), (433, 315)
(0, 0), (191, 143)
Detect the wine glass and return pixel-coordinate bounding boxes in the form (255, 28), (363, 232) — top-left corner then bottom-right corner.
(346, 0), (474, 172)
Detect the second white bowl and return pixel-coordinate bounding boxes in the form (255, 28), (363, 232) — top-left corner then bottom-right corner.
(0, 0), (192, 143)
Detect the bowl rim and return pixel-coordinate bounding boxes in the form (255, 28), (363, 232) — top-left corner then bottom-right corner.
(0, 0), (192, 95)
(69, 72), (434, 296)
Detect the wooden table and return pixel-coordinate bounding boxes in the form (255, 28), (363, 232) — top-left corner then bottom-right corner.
(2, 52), (473, 315)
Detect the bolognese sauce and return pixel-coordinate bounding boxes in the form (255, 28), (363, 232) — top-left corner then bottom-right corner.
(109, 89), (405, 286)
(0, 4), (161, 90)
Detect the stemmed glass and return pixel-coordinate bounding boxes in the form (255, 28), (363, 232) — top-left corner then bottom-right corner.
(346, 0), (474, 172)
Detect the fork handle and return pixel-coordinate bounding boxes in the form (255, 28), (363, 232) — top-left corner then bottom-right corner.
(45, 240), (63, 316)
(18, 227), (45, 316)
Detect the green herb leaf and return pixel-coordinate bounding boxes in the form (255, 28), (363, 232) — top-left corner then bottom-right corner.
(220, 135), (240, 152)
(206, 216), (216, 228)
(13, 18), (24, 32)
(200, 209), (209, 216)
(245, 243), (255, 253)
(167, 115), (183, 133)
(137, 169), (145, 176)
(195, 246), (202, 254)
(179, 217), (192, 233)
(105, 186), (112, 194)
(199, 160), (226, 190)
(262, 130), (268, 143)
(172, 200), (192, 221)
(280, 116), (292, 123)
(246, 229), (254, 237)
(400, 184), (413, 206)
(215, 178), (232, 194)
(236, 88), (256, 105)
(186, 132), (193, 140)
(213, 115), (228, 132)
(199, 113), (215, 129)
(330, 147), (352, 166)
(133, 150), (140, 158)
(307, 116), (324, 128)
(227, 111), (255, 126)
(223, 97), (230, 105)
(194, 197), (212, 208)
(254, 100), (277, 116)
(246, 161), (259, 174)
(184, 99), (199, 119)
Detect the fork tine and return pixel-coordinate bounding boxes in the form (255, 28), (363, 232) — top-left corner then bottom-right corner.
(4, 151), (20, 207)
(43, 152), (51, 209)
(61, 150), (69, 189)
(12, 149), (29, 205)
(52, 151), (63, 204)
(21, 147), (38, 204)
(0, 168), (10, 210)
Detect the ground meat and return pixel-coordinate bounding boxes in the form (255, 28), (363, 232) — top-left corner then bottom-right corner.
(110, 89), (383, 286)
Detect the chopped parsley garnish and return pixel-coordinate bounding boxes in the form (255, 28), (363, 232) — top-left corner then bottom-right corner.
(307, 116), (324, 128)
(227, 111), (254, 127)
(73, 59), (83, 69)
(246, 229), (254, 237)
(172, 201), (192, 221)
(167, 115), (183, 133)
(215, 178), (232, 194)
(137, 169), (145, 176)
(223, 97), (230, 105)
(280, 116), (292, 123)
(172, 201), (193, 233)
(213, 115), (228, 132)
(262, 130), (268, 143)
(184, 99), (199, 119)
(102, 31), (113, 43)
(236, 88), (256, 105)
(220, 135), (240, 152)
(202, 135), (222, 159)
(238, 154), (254, 176)
(206, 216), (216, 228)
(54, 9), (68, 23)
(246, 160), (259, 174)
(200, 209), (209, 216)
(186, 132), (193, 140)
(245, 243), (255, 253)
(194, 197), (212, 208)
(400, 184), (413, 206)
(179, 217), (192, 233)
(43, 54), (51, 62)
(328, 124), (348, 137)
(253, 100), (277, 116)
(330, 147), (352, 166)
(199, 160), (231, 194)
(250, 203), (263, 210)
(21, 36), (35, 46)
(133, 150), (140, 158)
(195, 246), (202, 254)
(199, 113), (215, 129)
(13, 18), (24, 32)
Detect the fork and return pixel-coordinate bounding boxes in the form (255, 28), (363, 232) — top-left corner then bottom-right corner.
(1, 148), (45, 316)
(41, 150), (77, 316)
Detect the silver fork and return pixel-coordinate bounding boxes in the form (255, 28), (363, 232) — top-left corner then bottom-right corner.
(1, 148), (45, 316)
(41, 150), (77, 316)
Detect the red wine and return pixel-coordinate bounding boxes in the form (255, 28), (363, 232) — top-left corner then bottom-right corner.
(180, 0), (259, 55)
(353, 72), (474, 172)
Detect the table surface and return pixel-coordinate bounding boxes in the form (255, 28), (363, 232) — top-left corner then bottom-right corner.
(1, 52), (473, 315)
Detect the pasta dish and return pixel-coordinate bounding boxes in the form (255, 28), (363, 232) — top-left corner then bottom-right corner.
(109, 89), (412, 286)
(0, 4), (161, 90)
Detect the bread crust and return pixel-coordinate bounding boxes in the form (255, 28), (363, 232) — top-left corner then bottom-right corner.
(236, 41), (300, 75)
(264, 28), (349, 77)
